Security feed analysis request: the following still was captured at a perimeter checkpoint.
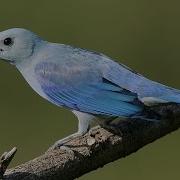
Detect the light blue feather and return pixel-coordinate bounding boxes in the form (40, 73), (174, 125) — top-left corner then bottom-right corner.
(32, 44), (180, 121)
(41, 83), (142, 117)
(35, 62), (143, 117)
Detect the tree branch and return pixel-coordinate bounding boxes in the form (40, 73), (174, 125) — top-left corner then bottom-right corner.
(2, 103), (180, 180)
(0, 147), (17, 179)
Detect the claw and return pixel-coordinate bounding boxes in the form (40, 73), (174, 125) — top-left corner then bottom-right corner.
(47, 132), (84, 152)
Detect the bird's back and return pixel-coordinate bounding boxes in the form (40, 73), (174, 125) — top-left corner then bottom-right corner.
(50, 44), (180, 100)
(17, 42), (180, 108)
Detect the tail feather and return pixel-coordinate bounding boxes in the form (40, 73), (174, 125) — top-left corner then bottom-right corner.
(160, 94), (180, 104)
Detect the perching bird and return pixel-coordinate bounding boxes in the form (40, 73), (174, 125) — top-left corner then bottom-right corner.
(0, 28), (180, 149)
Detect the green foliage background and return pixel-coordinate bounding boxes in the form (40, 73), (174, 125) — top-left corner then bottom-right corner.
(0, 0), (180, 179)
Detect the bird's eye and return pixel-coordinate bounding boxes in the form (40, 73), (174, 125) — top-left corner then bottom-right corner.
(3, 37), (13, 46)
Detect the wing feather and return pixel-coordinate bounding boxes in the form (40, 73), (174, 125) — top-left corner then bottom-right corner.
(35, 62), (143, 117)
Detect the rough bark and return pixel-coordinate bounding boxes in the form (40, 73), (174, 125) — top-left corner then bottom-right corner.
(2, 103), (180, 180)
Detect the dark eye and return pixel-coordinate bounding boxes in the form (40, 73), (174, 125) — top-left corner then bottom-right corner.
(3, 37), (13, 46)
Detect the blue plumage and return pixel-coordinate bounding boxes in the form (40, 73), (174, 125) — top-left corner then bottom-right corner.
(33, 45), (180, 120)
(1, 28), (180, 148)
(40, 77), (142, 117)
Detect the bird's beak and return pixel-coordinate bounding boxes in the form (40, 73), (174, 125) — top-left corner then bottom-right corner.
(0, 58), (15, 65)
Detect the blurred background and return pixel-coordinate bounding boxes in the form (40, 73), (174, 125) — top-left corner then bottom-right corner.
(0, 0), (180, 179)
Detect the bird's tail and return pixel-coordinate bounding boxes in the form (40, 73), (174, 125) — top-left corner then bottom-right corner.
(152, 82), (180, 104)
(132, 85), (180, 121)
(159, 94), (180, 104)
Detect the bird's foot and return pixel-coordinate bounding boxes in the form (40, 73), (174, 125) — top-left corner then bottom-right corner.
(47, 132), (84, 152)
(88, 125), (101, 137)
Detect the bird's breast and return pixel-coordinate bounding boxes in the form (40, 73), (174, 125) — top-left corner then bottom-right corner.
(16, 62), (49, 101)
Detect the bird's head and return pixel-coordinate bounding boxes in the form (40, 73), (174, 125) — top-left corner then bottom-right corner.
(0, 28), (42, 65)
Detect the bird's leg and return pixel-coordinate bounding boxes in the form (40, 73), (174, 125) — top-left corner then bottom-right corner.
(48, 111), (94, 150)
(88, 117), (116, 136)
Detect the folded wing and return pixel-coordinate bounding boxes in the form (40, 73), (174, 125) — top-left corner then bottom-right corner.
(35, 62), (144, 118)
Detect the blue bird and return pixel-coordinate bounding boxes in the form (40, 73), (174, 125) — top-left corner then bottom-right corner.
(0, 28), (179, 149)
